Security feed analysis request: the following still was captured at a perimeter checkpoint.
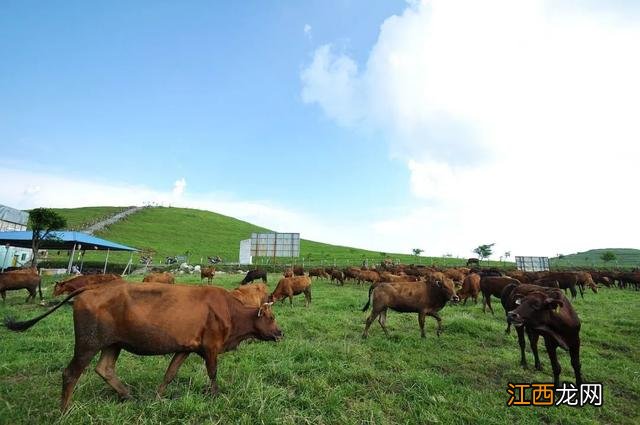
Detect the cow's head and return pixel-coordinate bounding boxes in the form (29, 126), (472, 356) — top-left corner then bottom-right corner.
(433, 277), (459, 303)
(254, 302), (283, 341)
(507, 290), (563, 328)
(52, 281), (65, 297)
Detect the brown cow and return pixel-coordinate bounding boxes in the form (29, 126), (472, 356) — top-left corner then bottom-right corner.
(200, 267), (216, 284)
(283, 268), (293, 278)
(362, 278), (459, 338)
(142, 272), (175, 284)
(330, 269), (345, 285)
(53, 274), (121, 297)
(357, 270), (380, 285)
(308, 268), (329, 280)
(292, 266), (304, 276)
(0, 269), (42, 302)
(230, 283), (269, 307)
(444, 268), (466, 285)
(458, 273), (481, 305)
(269, 276), (311, 307)
(504, 284), (582, 387)
(480, 276), (520, 314)
(4, 283), (283, 412)
(343, 267), (360, 282)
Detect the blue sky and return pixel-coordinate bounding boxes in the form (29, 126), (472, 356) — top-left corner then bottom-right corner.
(1, 1), (639, 257)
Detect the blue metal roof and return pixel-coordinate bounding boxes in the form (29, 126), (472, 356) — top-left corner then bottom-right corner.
(0, 231), (138, 251)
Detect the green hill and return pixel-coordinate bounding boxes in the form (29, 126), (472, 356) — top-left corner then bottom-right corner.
(551, 248), (640, 268)
(49, 206), (130, 230)
(42, 206), (475, 268)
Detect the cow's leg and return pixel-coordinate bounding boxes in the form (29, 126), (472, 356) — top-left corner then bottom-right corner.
(61, 349), (99, 412)
(157, 352), (190, 397)
(569, 285), (577, 300)
(26, 288), (36, 303)
(569, 344), (582, 386)
(363, 309), (381, 338)
(378, 309), (390, 337)
(418, 311), (427, 338)
(0, 290), (5, 301)
(95, 345), (131, 400)
(486, 296), (495, 315)
(543, 336), (561, 387)
(426, 312), (443, 336)
(578, 284), (584, 299)
(526, 328), (541, 370)
(481, 292), (488, 313)
(304, 289), (311, 307)
(516, 325), (527, 368)
(203, 350), (220, 396)
(462, 296), (468, 306)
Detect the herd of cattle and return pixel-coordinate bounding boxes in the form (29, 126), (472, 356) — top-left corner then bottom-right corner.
(1, 263), (638, 412)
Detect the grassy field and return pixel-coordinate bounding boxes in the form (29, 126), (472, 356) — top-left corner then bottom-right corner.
(47, 207), (130, 231)
(551, 248), (640, 269)
(1, 274), (638, 424)
(44, 206), (504, 269)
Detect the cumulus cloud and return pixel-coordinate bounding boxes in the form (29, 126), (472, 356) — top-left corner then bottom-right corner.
(301, 0), (640, 257)
(172, 178), (186, 197)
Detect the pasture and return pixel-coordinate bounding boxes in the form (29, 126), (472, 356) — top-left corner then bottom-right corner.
(1, 273), (638, 424)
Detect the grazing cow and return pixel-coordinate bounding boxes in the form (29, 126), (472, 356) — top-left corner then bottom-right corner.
(0, 269), (42, 303)
(357, 270), (381, 285)
(292, 266), (304, 276)
(308, 268), (329, 280)
(480, 276), (520, 314)
(200, 267), (216, 284)
(379, 272), (407, 283)
(4, 283), (283, 412)
(269, 276), (312, 307)
(241, 269), (267, 285)
(362, 278), (459, 338)
(283, 268), (293, 278)
(537, 272), (583, 300)
(343, 267), (360, 283)
(230, 283), (269, 307)
(142, 272), (175, 284)
(504, 284), (582, 386)
(576, 271), (597, 294)
(458, 273), (481, 305)
(466, 258), (480, 267)
(330, 269), (345, 285)
(53, 274), (121, 297)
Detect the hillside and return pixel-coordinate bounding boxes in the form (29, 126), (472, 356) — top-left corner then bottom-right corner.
(44, 206), (475, 268)
(551, 248), (640, 268)
(49, 206), (130, 230)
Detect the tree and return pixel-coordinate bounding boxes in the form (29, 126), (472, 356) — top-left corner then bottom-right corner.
(504, 251), (511, 260)
(28, 208), (67, 267)
(473, 243), (495, 261)
(412, 248), (424, 256)
(600, 251), (616, 263)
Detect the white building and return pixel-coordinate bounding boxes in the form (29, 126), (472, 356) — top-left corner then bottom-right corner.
(0, 204), (32, 268)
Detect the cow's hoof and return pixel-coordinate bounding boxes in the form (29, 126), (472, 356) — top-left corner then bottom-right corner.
(118, 393), (132, 402)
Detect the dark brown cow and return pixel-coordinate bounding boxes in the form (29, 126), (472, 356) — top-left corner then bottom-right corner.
(308, 268), (329, 280)
(292, 266), (304, 276)
(458, 273), (481, 305)
(241, 269), (267, 285)
(504, 284), (582, 387)
(269, 276), (311, 307)
(466, 258), (480, 267)
(5, 283), (283, 412)
(0, 269), (42, 302)
(330, 269), (345, 285)
(142, 272), (175, 284)
(53, 274), (121, 297)
(283, 268), (293, 278)
(537, 272), (583, 299)
(362, 278), (459, 338)
(230, 283), (269, 307)
(480, 276), (520, 314)
(342, 267), (360, 282)
(200, 267), (216, 284)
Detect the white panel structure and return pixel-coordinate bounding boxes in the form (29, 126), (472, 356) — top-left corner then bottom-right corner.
(250, 233), (300, 258)
(239, 239), (252, 265)
(515, 256), (550, 272)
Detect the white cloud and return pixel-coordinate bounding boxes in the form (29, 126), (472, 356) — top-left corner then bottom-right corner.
(172, 178), (186, 197)
(301, 0), (640, 257)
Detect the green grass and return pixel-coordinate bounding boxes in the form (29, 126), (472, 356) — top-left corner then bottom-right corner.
(47, 207), (130, 230)
(551, 248), (640, 269)
(45, 206), (508, 269)
(1, 275), (638, 424)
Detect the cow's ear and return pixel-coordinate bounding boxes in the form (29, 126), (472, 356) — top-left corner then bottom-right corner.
(544, 297), (563, 311)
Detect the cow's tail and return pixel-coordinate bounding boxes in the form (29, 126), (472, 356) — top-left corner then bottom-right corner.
(4, 287), (87, 332)
(362, 284), (375, 312)
(38, 276), (43, 300)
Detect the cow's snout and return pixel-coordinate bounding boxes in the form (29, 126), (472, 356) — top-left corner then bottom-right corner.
(451, 294), (460, 303)
(507, 311), (521, 324)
